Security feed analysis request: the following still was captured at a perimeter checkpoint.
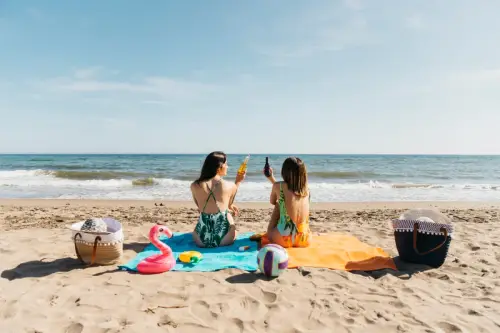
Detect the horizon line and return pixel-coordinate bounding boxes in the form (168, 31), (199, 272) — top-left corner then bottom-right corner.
(1, 152), (500, 156)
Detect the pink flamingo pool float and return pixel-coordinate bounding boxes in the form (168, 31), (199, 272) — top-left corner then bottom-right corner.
(137, 224), (176, 274)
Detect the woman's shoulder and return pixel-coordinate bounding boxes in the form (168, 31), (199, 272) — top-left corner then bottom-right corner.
(272, 181), (284, 193)
(218, 178), (235, 189)
(216, 179), (237, 196)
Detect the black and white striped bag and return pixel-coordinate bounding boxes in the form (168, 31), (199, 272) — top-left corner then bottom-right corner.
(392, 209), (453, 268)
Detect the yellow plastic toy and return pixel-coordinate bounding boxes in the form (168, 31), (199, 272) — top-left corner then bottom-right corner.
(178, 251), (203, 264)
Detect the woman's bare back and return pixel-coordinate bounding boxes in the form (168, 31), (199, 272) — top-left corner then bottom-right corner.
(282, 182), (309, 223)
(271, 182), (309, 223)
(191, 178), (236, 214)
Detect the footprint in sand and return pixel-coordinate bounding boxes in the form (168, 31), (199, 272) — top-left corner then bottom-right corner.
(342, 299), (363, 314)
(438, 322), (463, 333)
(118, 318), (132, 328)
(1, 300), (17, 319)
(224, 296), (267, 322)
(401, 287), (414, 294)
(151, 290), (187, 305)
(469, 244), (481, 251)
(191, 300), (218, 324)
(0, 247), (13, 255)
(255, 289), (278, 304)
(65, 322), (84, 333)
(49, 295), (59, 306)
(228, 318), (244, 332)
(388, 300), (406, 309)
(157, 314), (178, 328)
(467, 309), (482, 316)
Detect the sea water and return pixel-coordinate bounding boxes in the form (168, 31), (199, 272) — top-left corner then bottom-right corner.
(1, 154), (500, 202)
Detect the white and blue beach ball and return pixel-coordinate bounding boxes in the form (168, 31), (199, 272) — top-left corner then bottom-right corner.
(257, 244), (289, 277)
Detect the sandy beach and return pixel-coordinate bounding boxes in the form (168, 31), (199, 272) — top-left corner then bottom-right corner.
(0, 199), (499, 333)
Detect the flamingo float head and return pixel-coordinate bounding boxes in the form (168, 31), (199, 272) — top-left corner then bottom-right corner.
(137, 224), (176, 274)
(149, 224), (173, 240)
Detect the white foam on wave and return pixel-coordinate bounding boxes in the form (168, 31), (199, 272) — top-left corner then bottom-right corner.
(1, 169), (500, 202)
(0, 169), (131, 188)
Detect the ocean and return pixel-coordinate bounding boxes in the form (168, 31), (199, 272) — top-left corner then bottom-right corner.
(0, 154), (499, 202)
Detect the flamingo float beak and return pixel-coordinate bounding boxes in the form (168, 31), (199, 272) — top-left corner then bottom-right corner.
(160, 225), (173, 238)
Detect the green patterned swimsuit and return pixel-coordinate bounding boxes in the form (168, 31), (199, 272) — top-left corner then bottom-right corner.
(194, 181), (231, 248)
(276, 182), (312, 248)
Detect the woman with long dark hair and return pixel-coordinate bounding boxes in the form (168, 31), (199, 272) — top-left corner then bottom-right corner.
(190, 151), (245, 247)
(263, 157), (312, 248)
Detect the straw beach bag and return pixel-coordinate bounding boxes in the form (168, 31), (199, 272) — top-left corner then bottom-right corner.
(392, 209), (453, 268)
(70, 218), (124, 266)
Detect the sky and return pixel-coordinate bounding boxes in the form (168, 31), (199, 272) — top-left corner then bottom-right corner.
(1, 0), (500, 154)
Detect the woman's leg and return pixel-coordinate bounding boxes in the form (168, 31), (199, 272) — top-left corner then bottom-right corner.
(193, 227), (235, 247)
(192, 229), (205, 248)
(267, 205), (280, 234)
(262, 205), (290, 247)
(220, 224), (237, 246)
(267, 227), (289, 247)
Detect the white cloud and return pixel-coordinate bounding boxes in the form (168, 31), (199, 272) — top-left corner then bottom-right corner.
(72, 67), (121, 80)
(32, 68), (218, 100)
(379, 68), (500, 100)
(254, 3), (376, 65)
(73, 67), (104, 80)
(256, 17), (373, 64)
(76, 116), (136, 131)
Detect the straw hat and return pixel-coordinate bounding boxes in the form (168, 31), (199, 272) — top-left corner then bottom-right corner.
(79, 218), (110, 234)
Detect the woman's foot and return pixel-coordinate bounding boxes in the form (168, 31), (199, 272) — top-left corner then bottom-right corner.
(249, 233), (265, 242)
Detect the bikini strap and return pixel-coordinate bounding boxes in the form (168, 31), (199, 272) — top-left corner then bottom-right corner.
(202, 180), (221, 213)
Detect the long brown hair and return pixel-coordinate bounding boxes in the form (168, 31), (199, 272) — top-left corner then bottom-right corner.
(281, 157), (308, 197)
(195, 151), (227, 184)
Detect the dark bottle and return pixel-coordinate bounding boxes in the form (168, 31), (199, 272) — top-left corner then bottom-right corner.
(264, 157), (272, 177)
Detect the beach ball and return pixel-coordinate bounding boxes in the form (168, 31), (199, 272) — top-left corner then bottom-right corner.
(257, 244), (289, 277)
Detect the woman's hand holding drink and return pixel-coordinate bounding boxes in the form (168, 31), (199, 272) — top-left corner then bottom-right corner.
(235, 155), (249, 184)
(264, 157), (271, 177)
(263, 156), (276, 184)
(238, 155), (250, 174)
(235, 170), (246, 184)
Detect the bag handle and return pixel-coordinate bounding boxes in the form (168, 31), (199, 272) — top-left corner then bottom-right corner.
(74, 233), (102, 266)
(412, 222), (448, 255)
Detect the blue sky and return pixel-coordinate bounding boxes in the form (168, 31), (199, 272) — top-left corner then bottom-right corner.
(1, 0), (499, 154)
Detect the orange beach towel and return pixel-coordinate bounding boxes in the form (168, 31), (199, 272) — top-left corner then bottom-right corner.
(261, 233), (397, 271)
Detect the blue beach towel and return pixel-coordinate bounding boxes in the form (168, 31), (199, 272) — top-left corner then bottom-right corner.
(119, 232), (258, 272)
